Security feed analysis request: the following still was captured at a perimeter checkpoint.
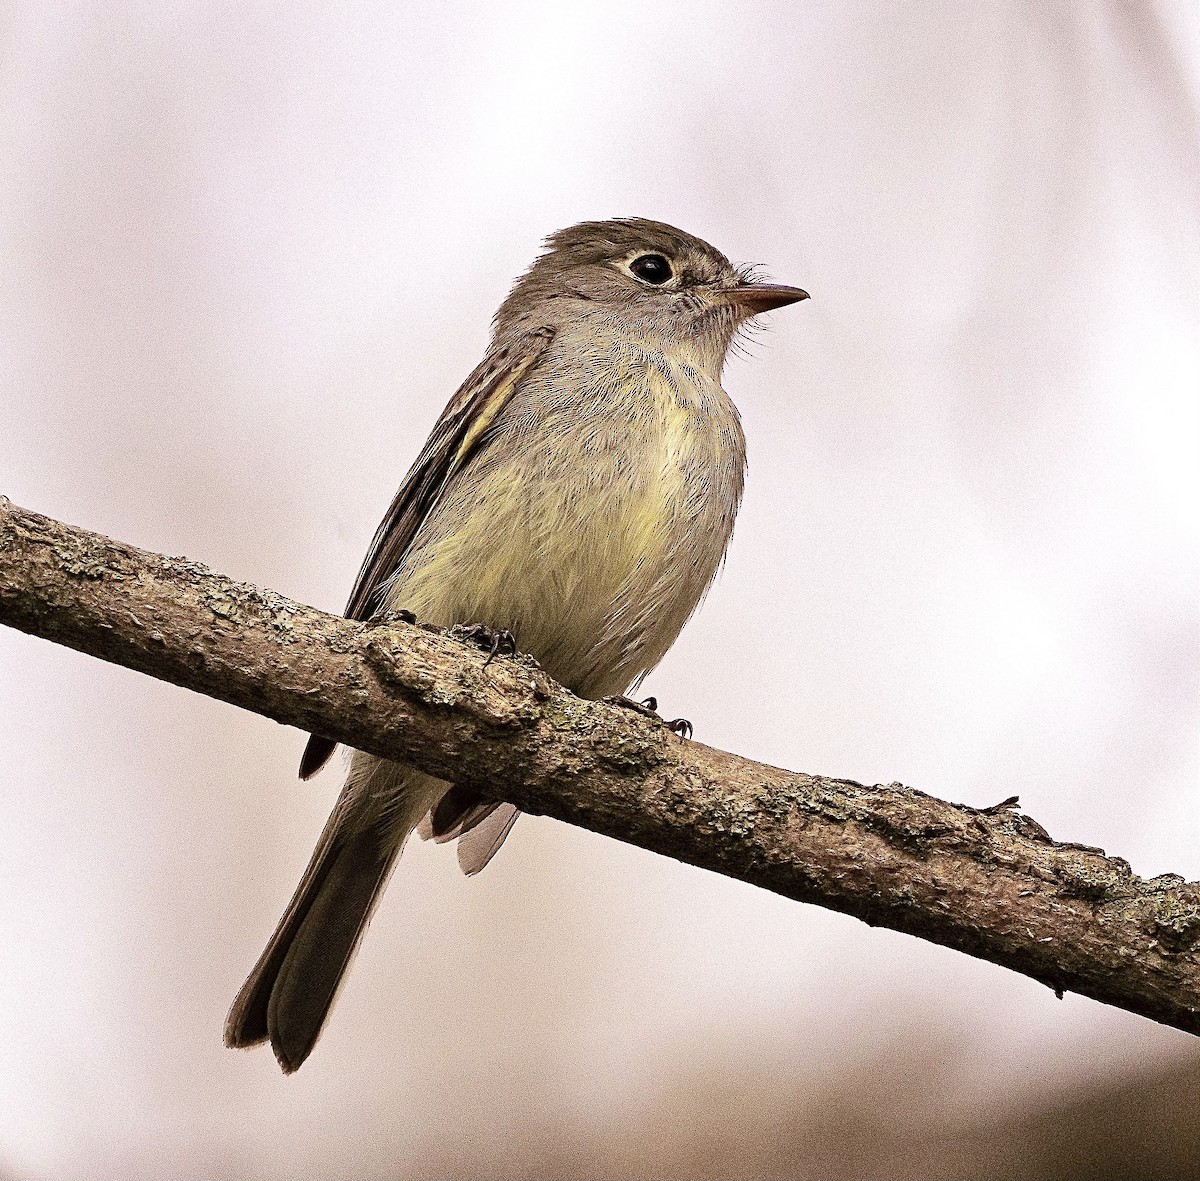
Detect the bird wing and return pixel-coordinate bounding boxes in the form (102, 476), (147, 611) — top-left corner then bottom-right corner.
(456, 804), (520, 876)
(299, 325), (556, 780)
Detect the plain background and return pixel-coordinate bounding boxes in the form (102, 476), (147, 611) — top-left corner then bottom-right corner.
(1, 2), (1198, 1177)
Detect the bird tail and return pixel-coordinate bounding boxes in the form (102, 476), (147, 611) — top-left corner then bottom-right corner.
(224, 755), (435, 1073)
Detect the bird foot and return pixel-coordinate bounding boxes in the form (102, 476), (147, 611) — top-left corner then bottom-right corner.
(454, 623), (518, 667)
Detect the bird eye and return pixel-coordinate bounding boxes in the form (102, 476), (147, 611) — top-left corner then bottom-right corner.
(629, 254), (673, 285)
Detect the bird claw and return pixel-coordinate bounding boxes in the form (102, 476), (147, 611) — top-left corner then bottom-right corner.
(454, 623), (517, 667)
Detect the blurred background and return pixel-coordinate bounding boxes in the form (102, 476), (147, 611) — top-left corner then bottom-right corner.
(1, 1), (1198, 1177)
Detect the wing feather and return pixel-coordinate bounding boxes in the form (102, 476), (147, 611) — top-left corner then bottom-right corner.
(344, 326), (554, 624)
(298, 326), (555, 779)
(456, 804), (520, 876)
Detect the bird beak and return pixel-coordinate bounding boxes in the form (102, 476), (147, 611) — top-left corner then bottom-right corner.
(726, 282), (810, 313)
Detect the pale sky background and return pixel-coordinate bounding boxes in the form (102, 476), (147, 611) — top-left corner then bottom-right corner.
(0, 2), (1198, 1178)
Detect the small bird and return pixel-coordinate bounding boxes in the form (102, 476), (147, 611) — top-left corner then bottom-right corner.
(224, 218), (807, 1072)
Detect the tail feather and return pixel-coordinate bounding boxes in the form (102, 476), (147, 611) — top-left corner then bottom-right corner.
(224, 813), (396, 1072)
(267, 826), (395, 1073)
(226, 753), (517, 1072)
(225, 753), (440, 1072)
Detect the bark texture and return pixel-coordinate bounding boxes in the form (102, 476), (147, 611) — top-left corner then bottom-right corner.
(2, 496), (1199, 1036)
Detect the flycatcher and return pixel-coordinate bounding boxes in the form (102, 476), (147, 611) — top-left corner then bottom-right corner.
(225, 218), (808, 1072)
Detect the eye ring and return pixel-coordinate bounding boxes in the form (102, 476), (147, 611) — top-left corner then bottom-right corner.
(628, 253), (673, 286)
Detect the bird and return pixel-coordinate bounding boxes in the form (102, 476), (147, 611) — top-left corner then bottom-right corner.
(224, 217), (808, 1072)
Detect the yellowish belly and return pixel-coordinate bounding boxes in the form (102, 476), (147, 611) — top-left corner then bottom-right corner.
(386, 360), (742, 698)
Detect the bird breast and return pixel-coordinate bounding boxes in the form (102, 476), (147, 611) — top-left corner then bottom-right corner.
(387, 340), (746, 699)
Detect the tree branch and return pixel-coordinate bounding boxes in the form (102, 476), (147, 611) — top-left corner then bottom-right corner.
(2, 495), (1199, 1036)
